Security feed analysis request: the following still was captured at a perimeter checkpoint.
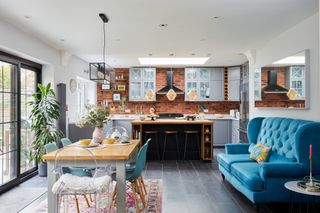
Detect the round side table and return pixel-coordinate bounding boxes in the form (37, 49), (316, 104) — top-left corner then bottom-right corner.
(285, 181), (320, 213)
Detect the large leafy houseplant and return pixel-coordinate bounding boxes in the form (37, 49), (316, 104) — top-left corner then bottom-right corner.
(28, 83), (63, 166)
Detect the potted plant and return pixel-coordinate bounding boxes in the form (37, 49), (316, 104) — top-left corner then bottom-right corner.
(76, 104), (109, 143)
(28, 83), (63, 177)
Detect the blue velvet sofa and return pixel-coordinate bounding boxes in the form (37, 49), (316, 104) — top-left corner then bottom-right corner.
(217, 117), (320, 204)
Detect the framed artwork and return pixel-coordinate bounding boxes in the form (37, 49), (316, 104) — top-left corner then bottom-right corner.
(113, 93), (121, 102)
(101, 80), (110, 90)
(118, 85), (126, 91)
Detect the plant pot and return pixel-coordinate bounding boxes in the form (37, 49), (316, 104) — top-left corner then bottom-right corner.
(38, 162), (47, 177)
(92, 126), (105, 143)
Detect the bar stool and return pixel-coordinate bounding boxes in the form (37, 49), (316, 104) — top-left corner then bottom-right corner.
(162, 130), (180, 161)
(144, 131), (161, 160)
(183, 130), (200, 161)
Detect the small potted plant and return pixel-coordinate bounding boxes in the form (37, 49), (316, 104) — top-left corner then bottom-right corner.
(28, 83), (63, 177)
(76, 104), (110, 143)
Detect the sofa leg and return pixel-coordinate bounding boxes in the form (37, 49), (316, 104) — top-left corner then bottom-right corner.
(221, 173), (225, 181)
(254, 204), (260, 213)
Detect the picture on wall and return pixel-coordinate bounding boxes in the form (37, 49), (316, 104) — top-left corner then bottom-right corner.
(101, 80), (110, 90)
(118, 85), (126, 91)
(113, 93), (121, 102)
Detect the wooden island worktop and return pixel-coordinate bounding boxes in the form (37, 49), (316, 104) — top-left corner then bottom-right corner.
(131, 119), (214, 125)
(131, 119), (214, 160)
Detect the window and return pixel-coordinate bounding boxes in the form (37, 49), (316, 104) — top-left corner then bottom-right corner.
(0, 52), (41, 193)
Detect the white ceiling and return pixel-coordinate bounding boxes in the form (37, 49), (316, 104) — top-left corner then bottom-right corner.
(0, 0), (318, 67)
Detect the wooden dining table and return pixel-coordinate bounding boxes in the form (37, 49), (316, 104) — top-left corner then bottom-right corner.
(42, 139), (140, 213)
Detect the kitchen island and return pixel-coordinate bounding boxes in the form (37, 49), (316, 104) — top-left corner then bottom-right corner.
(131, 119), (214, 160)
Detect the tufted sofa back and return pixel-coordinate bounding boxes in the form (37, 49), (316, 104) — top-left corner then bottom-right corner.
(248, 117), (320, 163)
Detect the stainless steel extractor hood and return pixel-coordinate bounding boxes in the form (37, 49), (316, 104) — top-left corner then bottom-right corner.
(263, 70), (288, 93)
(157, 70), (184, 94)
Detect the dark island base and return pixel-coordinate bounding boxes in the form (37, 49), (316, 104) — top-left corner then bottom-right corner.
(140, 124), (203, 161)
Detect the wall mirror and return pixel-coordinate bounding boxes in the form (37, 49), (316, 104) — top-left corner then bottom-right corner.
(254, 49), (309, 109)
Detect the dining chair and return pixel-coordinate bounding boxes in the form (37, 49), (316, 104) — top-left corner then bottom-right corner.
(52, 146), (113, 213)
(45, 142), (93, 212)
(111, 139), (150, 212)
(61, 138), (72, 147)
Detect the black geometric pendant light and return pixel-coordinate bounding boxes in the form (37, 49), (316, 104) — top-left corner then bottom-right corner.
(89, 13), (115, 83)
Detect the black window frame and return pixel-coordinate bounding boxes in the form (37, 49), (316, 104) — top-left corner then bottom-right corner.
(0, 51), (42, 194)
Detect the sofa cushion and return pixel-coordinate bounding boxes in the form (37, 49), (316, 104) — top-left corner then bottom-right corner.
(231, 162), (264, 191)
(217, 153), (254, 172)
(249, 143), (272, 164)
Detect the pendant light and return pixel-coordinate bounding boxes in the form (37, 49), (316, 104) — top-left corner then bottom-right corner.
(166, 54), (177, 101)
(89, 13), (115, 83)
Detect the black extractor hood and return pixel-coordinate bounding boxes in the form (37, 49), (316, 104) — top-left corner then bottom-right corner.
(263, 70), (288, 93)
(157, 70), (184, 94)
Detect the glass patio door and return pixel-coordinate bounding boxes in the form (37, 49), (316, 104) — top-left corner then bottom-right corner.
(20, 67), (37, 174)
(0, 61), (18, 186)
(0, 54), (40, 192)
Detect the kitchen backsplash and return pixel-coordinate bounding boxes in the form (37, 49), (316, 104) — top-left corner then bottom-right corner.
(97, 68), (240, 114)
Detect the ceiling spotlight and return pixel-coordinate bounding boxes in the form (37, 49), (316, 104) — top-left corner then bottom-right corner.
(159, 24), (168, 27)
(24, 15), (32, 19)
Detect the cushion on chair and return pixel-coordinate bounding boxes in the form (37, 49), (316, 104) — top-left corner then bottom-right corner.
(52, 173), (111, 194)
(217, 153), (254, 172)
(231, 162), (264, 191)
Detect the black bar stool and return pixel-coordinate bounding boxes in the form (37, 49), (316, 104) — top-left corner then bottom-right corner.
(183, 130), (200, 161)
(162, 130), (180, 161)
(144, 130), (161, 160)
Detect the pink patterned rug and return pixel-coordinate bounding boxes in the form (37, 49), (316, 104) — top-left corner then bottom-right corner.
(32, 179), (162, 213)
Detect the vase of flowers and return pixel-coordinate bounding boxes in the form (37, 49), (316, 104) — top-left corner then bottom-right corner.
(76, 104), (109, 143)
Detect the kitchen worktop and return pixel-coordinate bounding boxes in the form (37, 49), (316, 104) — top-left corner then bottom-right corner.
(131, 119), (214, 125)
(109, 114), (239, 121)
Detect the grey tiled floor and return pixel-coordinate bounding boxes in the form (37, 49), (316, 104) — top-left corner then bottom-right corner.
(0, 148), (306, 213)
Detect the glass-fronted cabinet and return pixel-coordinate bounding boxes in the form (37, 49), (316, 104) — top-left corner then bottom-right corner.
(129, 68), (156, 101)
(185, 68), (224, 101)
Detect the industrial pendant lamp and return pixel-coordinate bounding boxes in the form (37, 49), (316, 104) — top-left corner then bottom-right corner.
(89, 13), (115, 83)
(166, 54), (177, 101)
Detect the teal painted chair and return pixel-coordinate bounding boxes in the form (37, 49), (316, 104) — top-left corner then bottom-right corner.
(45, 142), (58, 153)
(111, 139), (150, 212)
(61, 138), (72, 147)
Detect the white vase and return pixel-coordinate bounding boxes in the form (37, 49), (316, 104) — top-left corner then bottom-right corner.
(92, 127), (105, 143)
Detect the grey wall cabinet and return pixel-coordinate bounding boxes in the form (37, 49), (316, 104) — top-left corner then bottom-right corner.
(129, 68), (156, 101)
(185, 68), (224, 101)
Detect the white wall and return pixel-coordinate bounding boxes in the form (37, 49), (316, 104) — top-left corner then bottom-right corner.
(0, 19), (95, 123)
(249, 13), (320, 121)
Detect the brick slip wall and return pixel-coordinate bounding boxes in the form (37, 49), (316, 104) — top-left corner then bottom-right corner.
(97, 68), (240, 114)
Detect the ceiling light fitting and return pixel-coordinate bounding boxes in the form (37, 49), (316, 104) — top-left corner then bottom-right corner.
(89, 13), (115, 83)
(159, 24), (168, 27)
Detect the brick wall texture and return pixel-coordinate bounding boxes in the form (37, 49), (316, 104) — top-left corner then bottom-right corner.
(97, 68), (240, 114)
